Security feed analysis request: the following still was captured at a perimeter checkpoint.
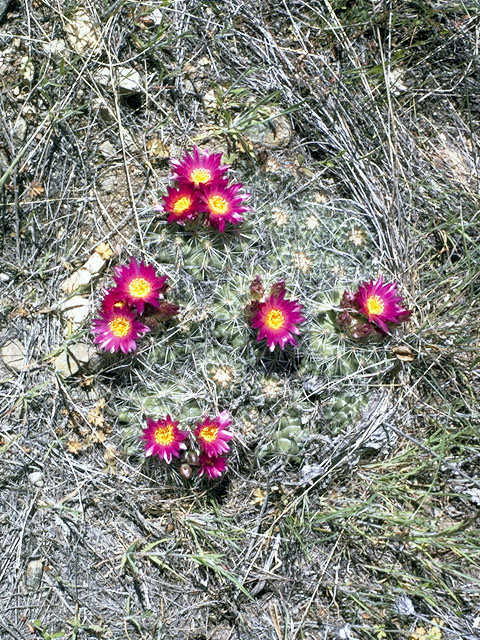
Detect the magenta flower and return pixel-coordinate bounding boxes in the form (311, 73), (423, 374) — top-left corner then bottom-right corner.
(353, 275), (412, 334)
(141, 416), (189, 463)
(251, 288), (306, 351)
(91, 307), (149, 354)
(170, 146), (229, 188)
(199, 182), (249, 232)
(112, 257), (168, 315)
(194, 411), (233, 457)
(161, 184), (199, 224)
(197, 453), (228, 479)
(100, 288), (127, 313)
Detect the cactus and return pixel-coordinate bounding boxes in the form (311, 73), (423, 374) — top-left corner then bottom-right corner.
(112, 163), (394, 469)
(149, 218), (259, 276)
(211, 273), (261, 349)
(323, 391), (370, 435)
(300, 288), (388, 381)
(257, 412), (309, 462)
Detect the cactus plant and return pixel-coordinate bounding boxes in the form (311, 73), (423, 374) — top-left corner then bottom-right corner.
(322, 391), (370, 435)
(256, 411), (309, 462)
(111, 156), (403, 473)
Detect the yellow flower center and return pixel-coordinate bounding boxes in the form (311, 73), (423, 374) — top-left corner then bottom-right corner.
(173, 195), (192, 214)
(366, 295), (385, 316)
(128, 277), (152, 299)
(154, 424), (175, 446)
(190, 168), (212, 184)
(108, 316), (131, 338)
(199, 424), (219, 442)
(265, 309), (285, 330)
(208, 195), (229, 216)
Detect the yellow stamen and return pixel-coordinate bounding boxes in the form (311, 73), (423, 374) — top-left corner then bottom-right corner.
(190, 168), (212, 184)
(109, 316), (131, 338)
(265, 309), (285, 330)
(128, 277), (152, 299)
(366, 295), (385, 316)
(173, 195), (192, 214)
(208, 195), (229, 216)
(154, 424), (175, 446)
(199, 424), (219, 443)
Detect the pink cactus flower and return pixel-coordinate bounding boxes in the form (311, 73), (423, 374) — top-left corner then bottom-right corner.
(112, 257), (167, 315)
(170, 146), (229, 189)
(251, 288), (306, 351)
(199, 182), (249, 232)
(91, 307), (149, 354)
(353, 275), (412, 334)
(160, 184), (200, 224)
(141, 416), (189, 463)
(197, 453), (228, 479)
(194, 411), (233, 457)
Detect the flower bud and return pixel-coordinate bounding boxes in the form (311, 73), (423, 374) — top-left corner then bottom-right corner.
(244, 300), (260, 321)
(156, 301), (179, 319)
(351, 321), (373, 339)
(337, 311), (351, 328)
(270, 280), (286, 297)
(340, 291), (356, 309)
(185, 450), (199, 466)
(179, 463), (192, 480)
(250, 275), (264, 300)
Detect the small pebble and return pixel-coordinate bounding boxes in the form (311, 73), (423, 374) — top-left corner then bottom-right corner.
(1, 339), (27, 372)
(28, 471), (44, 488)
(394, 594), (415, 616)
(53, 342), (96, 377)
(25, 559), (43, 590)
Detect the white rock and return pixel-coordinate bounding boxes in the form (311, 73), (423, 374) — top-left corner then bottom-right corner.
(299, 463), (325, 485)
(0, 46), (14, 75)
(464, 488), (480, 506)
(99, 173), (117, 193)
(203, 89), (216, 110)
(42, 38), (66, 57)
(83, 252), (105, 274)
(13, 116), (27, 145)
(1, 339), (26, 372)
(394, 594), (415, 616)
(61, 295), (90, 326)
(94, 66), (143, 94)
(98, 140), (116, 159)
(387, 67), (407, 95)
(149, 8), (163, 25)
(61, 252), (106, 294)
(61, 269), (91, 294)
(336, 625), (355, 640)
(25, 559), (44, 590)
(19, 55), (34, 83)
(245, 107), (292, 148)
(53, 342), (96, 377)
(65, 9), (100, 56)
(120, 125), (135, 148)
(28, 471), (44, 487)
